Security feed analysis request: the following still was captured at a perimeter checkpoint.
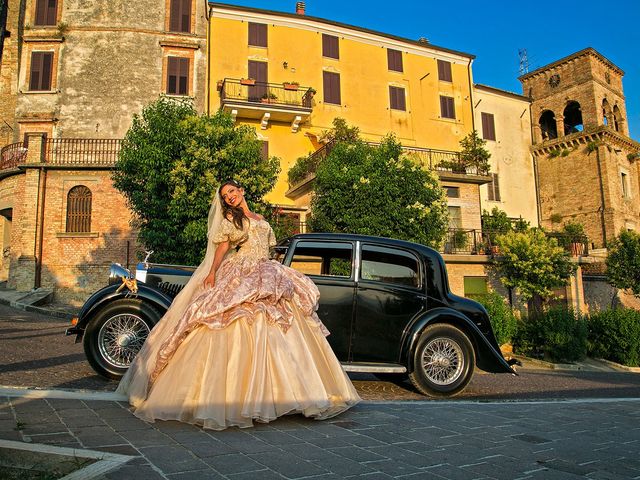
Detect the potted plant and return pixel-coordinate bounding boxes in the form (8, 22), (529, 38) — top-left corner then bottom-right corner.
(561, 221), (586, 256)
(306, 87), (317, 96)
(240, 78), (256, 86)
(261, 92), (278, 103)
(216, 80), (224, 91)
(283, 81), (299, 91)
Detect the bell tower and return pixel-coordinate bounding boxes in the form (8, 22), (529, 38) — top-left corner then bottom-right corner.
(520, 48), (640, 248)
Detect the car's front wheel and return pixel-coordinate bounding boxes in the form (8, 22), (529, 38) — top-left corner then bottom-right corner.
(409, 324), (475, 397)
(83, 299), (161, 379)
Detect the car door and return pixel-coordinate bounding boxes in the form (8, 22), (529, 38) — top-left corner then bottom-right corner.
(351, 243), (426, 363)
(286, 240), (355, 361)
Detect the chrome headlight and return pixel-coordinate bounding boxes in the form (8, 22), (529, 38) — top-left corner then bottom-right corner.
(109, 263), (132, 285)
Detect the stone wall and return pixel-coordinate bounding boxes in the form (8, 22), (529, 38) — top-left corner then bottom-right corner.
(0, 0), (22, 145)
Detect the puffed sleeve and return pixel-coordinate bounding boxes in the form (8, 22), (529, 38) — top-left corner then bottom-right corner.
(212, 219), (247, 246)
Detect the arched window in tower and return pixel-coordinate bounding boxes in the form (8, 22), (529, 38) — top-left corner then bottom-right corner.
(602, 99), (611, 126)
(563, 101), (583, 135)
(539, 110), (557, 140)
(613, 105), (622, 132)
(66, 185), (92, 233)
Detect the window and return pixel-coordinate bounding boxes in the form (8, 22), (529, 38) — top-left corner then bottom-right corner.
(35, 0), (57, 26)
(166, 56), (189, 95)
(322, 34), (339, 59)
(387, 49), (403, 72)
(290, 241), (352, 277)
(487, 173), (501, 201)
(445, 186), (460, 198)
(323, 71), (341, 105)
(248, 22), (267, 47)
(448, 206), (462, 228)
(481, 112), (496, 141)
(260, 141), (269, 161)
(463, 277), (488, 299)
(389, 86), (406, 111)
(29, 52), (53, 91)
(66, 186), (92, 233)
(440, 95), (455, 119)
(621, 171), (630, 198)
(437, 59), (452, 82)
(169, 0), (192, 33)
(361, 245), (420, 288)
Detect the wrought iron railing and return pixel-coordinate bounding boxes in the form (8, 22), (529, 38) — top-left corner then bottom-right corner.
(546, 232), (590, 256)
(44, 138), (121, 166)
(288, 140), (490, 187)
(442, 229), (494, 255)
(221, 79), (315, 109)
(0, 142), (27, 170)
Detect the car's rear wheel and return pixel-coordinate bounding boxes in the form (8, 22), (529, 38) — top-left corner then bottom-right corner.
(83, 299), (161, 379)
(409, 324), (475, 397)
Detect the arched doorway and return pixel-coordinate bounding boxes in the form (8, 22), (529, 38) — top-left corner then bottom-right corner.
(539, 110), (557, 140)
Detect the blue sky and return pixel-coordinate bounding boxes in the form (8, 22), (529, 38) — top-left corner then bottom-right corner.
(216, 0), (640, 140)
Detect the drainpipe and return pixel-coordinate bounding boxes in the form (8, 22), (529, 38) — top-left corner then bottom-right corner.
(205, 3), (212, 115)
(35, 164), (47, 288)
(595, 145), (608, 247)
(467, 59), (476, 133)
(527, 100), (542, 227)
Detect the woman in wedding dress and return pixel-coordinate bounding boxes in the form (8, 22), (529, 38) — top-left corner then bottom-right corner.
(116, 180), (360, 430)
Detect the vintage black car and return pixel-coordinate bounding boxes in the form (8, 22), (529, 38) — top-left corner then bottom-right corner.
(67, 233), (516, 397)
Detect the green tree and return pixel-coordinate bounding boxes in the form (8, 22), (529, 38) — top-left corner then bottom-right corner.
(113, 97), (280, 265)
(492, 229), (577, 309)
(308, 119), (448, 248)
(459, 130), (491, 175)
(606, 230), (640, 296)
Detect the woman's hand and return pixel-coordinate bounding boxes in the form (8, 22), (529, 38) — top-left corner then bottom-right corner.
(203, 272), (216, 289)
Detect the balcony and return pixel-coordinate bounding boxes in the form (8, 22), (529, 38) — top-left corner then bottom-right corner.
(219, 79), (314, 132)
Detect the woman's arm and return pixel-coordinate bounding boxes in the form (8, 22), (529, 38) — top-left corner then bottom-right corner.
(203, 240), (231, 288)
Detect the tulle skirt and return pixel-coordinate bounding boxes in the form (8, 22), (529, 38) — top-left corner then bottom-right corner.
(116, 257), (360, 430)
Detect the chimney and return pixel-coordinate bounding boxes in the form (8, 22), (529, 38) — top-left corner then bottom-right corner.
(296, 2), (306, 15)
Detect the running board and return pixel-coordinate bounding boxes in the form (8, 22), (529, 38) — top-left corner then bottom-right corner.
(341, 363), (407, 373)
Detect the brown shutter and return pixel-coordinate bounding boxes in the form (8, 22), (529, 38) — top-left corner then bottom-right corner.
(388, 49), (402, 72)
(29, 53), (43, 91)
(481, 112), (496, 140)
(389, 86), (406, 111)
(46, 0), (57, 25)
(440, 96), (455, 119)
(437, 59), (452, 81)
(181, 0), (191, 33)
(323, 71), (340, 105)
(487, 176), (494, 201)
(323, 34), (339, 59)
(178, 57), (189, 95)
(167, 57), (177, 94)
(261, 141), (269, 161)
(493, 173), (501, 201)
(169, 0), (180, 31)
(35, 0), (56, 26)
(41, 52), (52, 90)
(249, 23), (267, 47)
(66, 185), (92, 233)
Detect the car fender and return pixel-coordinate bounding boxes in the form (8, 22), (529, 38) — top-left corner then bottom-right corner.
(401, 307), (515, 375)
(68, 284), (172, 338)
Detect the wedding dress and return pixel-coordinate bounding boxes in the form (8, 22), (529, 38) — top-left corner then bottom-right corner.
(116, 203), (360, 430)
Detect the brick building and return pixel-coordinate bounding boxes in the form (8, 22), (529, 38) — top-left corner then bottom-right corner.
(0, 0), (207, 303)
(519, 48), (640, 248)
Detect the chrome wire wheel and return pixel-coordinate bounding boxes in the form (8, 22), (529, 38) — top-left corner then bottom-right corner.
(421, 337), (464, 386)
(97, 313), (150, 368)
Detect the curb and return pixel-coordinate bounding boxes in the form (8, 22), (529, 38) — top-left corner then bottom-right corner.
(512, 354), (639, 373)
(0, 296), (75, 320)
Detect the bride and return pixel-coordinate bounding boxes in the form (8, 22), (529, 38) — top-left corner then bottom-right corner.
(116, 179), (360, 430)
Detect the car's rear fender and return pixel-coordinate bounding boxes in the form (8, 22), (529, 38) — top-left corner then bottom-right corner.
(401, 307), (515, 374)
(67, 284), (172, 339)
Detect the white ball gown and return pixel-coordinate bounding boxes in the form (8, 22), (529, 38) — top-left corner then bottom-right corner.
(116, 216), (360, 430)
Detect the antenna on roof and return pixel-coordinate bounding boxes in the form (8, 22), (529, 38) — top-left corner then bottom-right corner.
(518, 48), (529, 75)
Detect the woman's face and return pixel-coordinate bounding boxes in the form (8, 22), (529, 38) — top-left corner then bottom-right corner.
(220, 184), (244, 208)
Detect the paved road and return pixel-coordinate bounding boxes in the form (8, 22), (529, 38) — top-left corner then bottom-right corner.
(2, 304), (640, 401)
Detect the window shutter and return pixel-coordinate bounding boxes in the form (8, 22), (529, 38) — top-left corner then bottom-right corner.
(29, 52), (53, 91)
(323, 71), (340, 105)
(35, 0), (46, 25)
(66, 185), (92, 233)
(178, 57), (189, 95)
(388, 49), (402, 72)
(35, 0), (56, 26)
(481, 112), (496, 140)
(167, 57), (178, 94)
(389, 86), (406, 111)
(322, 34), (339, 59)
(440, 96), (455, 119)
(493, 173), (501, 201)
(261, 141), (269, 161)
(41, 52), (52, 90)
(249, 23), (267, 47)
(181, 0), (191, 33)
(169, 0), (180, 31)
(437, 59), (452, 82)
(46, 0), (57, 25)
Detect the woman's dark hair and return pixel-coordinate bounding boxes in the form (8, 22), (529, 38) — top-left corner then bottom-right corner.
(219, 180), (247, 230)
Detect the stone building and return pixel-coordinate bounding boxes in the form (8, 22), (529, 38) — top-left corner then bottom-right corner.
(519, 48), (640, 248)
(0, 0), (208, 303)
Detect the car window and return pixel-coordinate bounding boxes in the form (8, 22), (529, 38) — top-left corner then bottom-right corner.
(289, 241), (353, 278)
(361, 245), (420, 288)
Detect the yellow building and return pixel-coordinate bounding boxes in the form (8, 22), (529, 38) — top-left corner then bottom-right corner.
(206, 2), (488, 232)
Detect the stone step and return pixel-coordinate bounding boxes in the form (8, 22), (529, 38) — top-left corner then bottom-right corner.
(14, 288), (54, 306)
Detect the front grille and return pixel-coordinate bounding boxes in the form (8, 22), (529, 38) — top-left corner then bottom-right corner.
(158, 282), (185, 298)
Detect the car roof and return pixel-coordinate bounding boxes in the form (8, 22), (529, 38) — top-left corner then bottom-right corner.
(286, 233), (440, 257)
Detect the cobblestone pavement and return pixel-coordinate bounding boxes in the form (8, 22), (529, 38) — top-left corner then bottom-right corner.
(1, 393), (639, 479)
